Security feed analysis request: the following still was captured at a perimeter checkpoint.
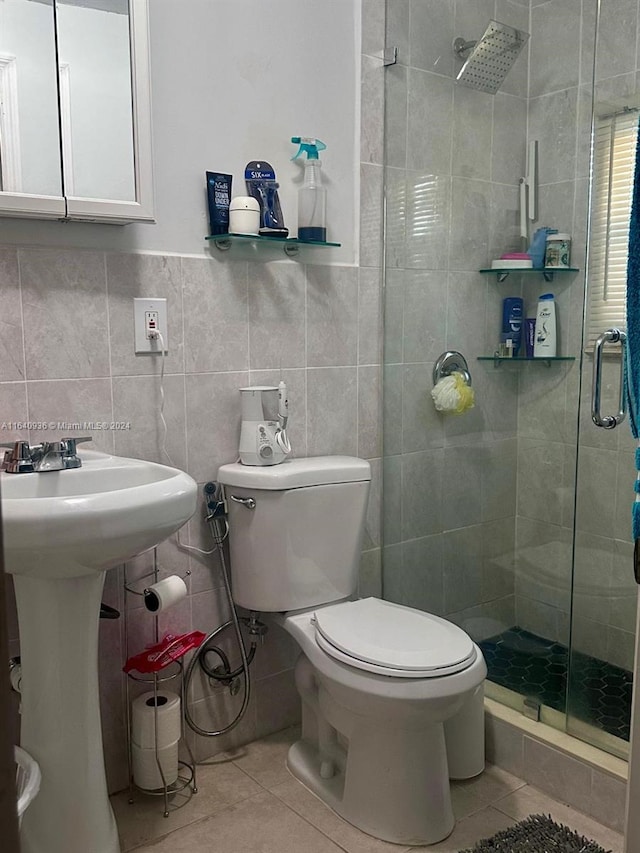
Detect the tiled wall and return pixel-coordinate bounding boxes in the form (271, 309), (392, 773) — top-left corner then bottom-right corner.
(380, 0), (529, 638)
(2, 3), (385, 794)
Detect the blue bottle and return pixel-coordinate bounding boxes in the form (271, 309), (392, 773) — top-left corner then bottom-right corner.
(502, 297), (524, 356)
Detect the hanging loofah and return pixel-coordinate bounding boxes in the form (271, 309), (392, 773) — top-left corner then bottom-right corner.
(430, 371), (475, 415)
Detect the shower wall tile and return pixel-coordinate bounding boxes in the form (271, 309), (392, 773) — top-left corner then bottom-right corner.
(404, 172), (452, 270)
(606, 625), (636, 671)
(383, 270), (404, 364)
(363, 457), (383, 549)
(442, 444), (484, 530)
(358, 364), (382, 459)
(0, 248), (25, 381)
(594, 0), (638, 83)
(452, 86), (493, 180)
(306, 266), (359, 367)
(443, 524), (484, 612)
(403, 269), (447, 363)
(361, 54), (386, 166)
(247, 263), (306, 370)
(409, 0), (454, 77)
(573, 531), (614, 624)
(383, 168), (408, 268)
(445, 272), (487, 355)
(359, 548), (382, 598)
(401, 448), (444, 539)
(448, 177), (492, 270)
(384, 533), (445, 615)
(107, 253), (184, 377)
(575, 445), (619, 537)
(529, 0), (582, 97)
(517, 438), (567, 524)
(407, 69), (454, 174)
(21, 248), (109, 380)
(402, 362), (445, 453)
(481, 439), (518, 523)
(453, 0), (497, 48)
(482, 518), (516, 603)
(182, 257), (248, 374)
(491, 94), (527, 185)
(360, 163), (385, 268)
(383, 63), (408, 169)
(489, 182), (524, 260)
(382, 454), (403, 545)
(383, 364), (403, 456)
(528, 88), (579, 185)
(359, 268), (383, 365)
(494, 1), (530, 99)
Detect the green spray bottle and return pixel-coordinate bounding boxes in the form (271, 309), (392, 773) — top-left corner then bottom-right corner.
(291, 137), (327, 242)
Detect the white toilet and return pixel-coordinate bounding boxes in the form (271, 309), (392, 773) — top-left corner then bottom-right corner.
(217, 456), (487, 846)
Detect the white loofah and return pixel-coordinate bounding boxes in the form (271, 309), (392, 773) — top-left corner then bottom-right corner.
(430, 372), (475, 415)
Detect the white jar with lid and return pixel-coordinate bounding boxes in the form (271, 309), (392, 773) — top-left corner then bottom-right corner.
(229, 196), (260, 235)
(544, 233), (571, 268)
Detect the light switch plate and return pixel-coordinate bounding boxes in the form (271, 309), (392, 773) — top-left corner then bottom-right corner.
(134, 297), (168, 353)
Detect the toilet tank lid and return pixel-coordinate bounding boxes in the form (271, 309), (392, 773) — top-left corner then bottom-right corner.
(217, 456), (371, 489)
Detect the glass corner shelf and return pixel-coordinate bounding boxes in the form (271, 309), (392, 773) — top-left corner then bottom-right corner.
(479, 267), (579, 282)
(206, 232), (341, 257)
(477, 355), (576, 368)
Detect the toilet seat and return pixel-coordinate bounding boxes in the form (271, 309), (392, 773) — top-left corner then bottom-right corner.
(313, 598), (477, 678)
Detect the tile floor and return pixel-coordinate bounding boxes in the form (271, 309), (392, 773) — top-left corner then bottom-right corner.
(112, 725), (625, 853)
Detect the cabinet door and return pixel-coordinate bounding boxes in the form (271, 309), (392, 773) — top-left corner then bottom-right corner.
(0, 0), (65, 218)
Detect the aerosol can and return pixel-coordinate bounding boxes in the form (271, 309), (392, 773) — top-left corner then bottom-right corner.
(238, 383), (291, 466)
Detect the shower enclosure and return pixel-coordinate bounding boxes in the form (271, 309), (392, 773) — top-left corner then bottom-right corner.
(381, 0), (638, 763)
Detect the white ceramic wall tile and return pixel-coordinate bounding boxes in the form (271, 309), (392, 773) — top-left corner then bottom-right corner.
(306, 367), (358, 456)
(112, 374), (187, 470)
(247, 263), (306, 370)
(107, 253), (184, 377)
(20, 248), (110, 380)
(26, 377), (115, 452)
(184, 370), (249, 480)
(182, 257), (249, 374)
(0, 249), (25, 380)
(306, 266), (359, 368)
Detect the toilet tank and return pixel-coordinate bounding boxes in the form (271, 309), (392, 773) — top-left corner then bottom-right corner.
(217, 456), (371, 612)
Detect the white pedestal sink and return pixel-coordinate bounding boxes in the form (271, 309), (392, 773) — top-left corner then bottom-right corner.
(2, 450), (197, 853)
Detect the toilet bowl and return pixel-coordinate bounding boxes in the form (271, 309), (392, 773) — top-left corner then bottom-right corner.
(278, 599), (486, 846)
(217, 456), (487, 846)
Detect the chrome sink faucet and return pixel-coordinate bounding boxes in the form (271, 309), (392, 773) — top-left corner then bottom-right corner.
(0, 437), (92, 473)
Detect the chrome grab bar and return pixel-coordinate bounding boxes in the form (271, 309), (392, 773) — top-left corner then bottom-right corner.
(591, 327), (627, 429)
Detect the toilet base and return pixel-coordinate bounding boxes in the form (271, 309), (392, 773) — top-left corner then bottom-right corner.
(289, 654), (485, 846)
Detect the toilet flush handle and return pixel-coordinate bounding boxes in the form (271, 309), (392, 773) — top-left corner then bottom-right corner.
(230, 495), (256, 510)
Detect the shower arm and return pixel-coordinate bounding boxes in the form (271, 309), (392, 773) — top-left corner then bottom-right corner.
(453, 37), (477, 58)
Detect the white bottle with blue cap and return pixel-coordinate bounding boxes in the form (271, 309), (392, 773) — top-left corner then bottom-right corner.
(533, 293), (557, 357)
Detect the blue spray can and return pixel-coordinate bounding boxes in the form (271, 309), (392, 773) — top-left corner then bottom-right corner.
(502, 297), (524, 356)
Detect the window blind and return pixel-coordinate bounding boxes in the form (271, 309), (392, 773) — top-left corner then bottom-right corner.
(587, 111), (639, 346)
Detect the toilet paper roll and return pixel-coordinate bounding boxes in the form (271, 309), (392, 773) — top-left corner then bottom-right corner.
(143, 575), (187, 613)
(131, 690), (181, 749)
(132, 740), (179, 790)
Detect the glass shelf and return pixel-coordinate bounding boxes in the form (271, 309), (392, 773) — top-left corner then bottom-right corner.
(206, 232), (341, 257)
(479, 267), (579, 282)
(478, 355), (576, 367)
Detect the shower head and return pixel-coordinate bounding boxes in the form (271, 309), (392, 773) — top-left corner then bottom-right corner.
(454, 20), (529, 95)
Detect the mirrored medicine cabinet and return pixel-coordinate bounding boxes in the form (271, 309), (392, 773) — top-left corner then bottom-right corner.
(0, 0), (153, 223)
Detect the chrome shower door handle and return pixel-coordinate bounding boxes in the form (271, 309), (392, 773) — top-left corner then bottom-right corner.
(591, 328), (627, 429)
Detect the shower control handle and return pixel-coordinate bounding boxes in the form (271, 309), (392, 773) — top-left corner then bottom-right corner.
(591, 328), (627, 429)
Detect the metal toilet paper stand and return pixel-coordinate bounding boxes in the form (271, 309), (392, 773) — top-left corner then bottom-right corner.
(123, 552), (197, 816)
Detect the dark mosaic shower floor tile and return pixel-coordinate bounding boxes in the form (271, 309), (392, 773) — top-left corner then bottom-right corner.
(478, 626), (633, 742)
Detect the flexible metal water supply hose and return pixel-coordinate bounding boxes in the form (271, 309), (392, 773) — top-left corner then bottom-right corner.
(183, 489), (260, 738)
